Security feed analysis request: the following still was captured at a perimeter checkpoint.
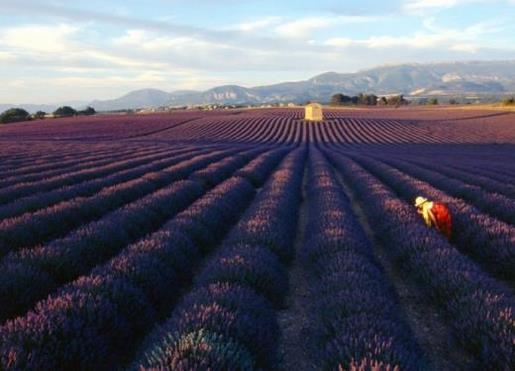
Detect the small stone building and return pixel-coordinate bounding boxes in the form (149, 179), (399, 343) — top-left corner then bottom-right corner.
(305, 103), (323, 121)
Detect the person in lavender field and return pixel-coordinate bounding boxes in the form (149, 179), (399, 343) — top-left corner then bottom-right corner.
(415, 196), (452, 240)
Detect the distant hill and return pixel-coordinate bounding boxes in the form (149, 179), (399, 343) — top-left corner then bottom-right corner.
(306, 61), (515, 97)
(89, 89), (174, 112)
(3, 61), (515, 112)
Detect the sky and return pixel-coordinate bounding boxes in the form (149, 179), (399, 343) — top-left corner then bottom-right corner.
(0, 0), (514, 104)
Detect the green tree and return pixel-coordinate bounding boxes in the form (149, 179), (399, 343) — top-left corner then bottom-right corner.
(364, 94), (378, 105)
(53, 106), (77, 117)
(0, 108), (30, 124)
(78, 106), (96, 116)
(378, 97), (388, 105)
(357, 93), (365, 105)
(502, 96), (515, 105)
(33, 111), (46, 119)
(427, 98), (439, 105)
(330, 94), (345, 106)
(330, 94), (353, 106)
(387, 95), (408, 106)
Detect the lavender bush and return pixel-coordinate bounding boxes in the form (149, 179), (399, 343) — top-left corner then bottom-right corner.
(134, 149), (305, 369)
(0, 180), (203, 322)
(0, 148), (237, 256)
(353, 155), (515, 283)
(303, 148), (424, 370)
(226, 147), (306, 262)
(0, 147), (205, 220)
(327, 153), (514, 369)
(0, 175), (259, 368)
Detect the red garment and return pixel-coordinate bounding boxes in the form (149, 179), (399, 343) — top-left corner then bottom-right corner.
(431, 202), (452, 239)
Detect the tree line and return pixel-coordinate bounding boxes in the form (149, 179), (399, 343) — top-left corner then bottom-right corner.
(0, 106), (96, 124)
(330, 93), (409, 106)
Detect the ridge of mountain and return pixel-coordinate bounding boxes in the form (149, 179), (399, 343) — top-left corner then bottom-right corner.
(4, 60), (515, 112)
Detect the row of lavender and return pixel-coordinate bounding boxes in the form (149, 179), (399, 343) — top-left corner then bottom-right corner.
(0, 145), (179, 188)
(379, 156), (515, 224)
(0, 111), (217, 141)
(0, 144), (161, 186)
(0, 146), (292, 369)
(159, 115), (459, 145)
(350, 154), (515, 284)
(133, 148), (305, 369)
(149, 108), (515, 145)
(0, 148), (240, 256)
(0, 147), (207, 221)
(350, 146), (515, 216)
(4, 108), (515, 148)
(0, 146), (277, 323)
(0, 142), (154, 174)
(401, 156), (515, 199)
(325, 152), (514, 369)
(0, 145), (196, 203)
(302, 148), (423, 369)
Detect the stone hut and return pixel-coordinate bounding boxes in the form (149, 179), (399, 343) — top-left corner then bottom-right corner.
(305, 103), (323, 121)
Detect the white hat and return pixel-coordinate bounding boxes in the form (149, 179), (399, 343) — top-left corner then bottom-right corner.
(415, 196), (429, 207)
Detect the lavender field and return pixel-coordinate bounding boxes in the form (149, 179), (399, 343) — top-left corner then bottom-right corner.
(0, 108), (513, 370)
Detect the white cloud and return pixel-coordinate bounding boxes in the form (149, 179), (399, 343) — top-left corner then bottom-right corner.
(450, 43), (480, 52)
(0, 24), (179, 72)
(0, 24), (79, 53)
(404, 0), (515, 12)
(325, 17), (508, 53)
(114, 30), (228, 53)
(232, 17), (282, 32)
(274, 15), (379, 38)
(405, 0), (466, 11)
(83, 49), (170, 69)
(53, 72), (173, 88)
(325, 34), (450, 49)
(0, 51), (16, 60)
(0, 2), (513, 104)
(275, 17), (331, 38)
(324, 38), (355, 47)
(326, 34), (483, 52)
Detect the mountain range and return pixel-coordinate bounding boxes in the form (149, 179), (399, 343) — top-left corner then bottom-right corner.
(3, 61), (515, 113)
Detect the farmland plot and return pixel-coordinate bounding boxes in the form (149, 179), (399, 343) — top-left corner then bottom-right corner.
(0, 107), (513, 370)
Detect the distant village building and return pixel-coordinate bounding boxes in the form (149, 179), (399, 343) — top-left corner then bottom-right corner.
(305, 103), (323, 121)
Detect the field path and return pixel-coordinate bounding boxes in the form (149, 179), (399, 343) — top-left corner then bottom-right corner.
(332, 156), (474, 370)
(277, 161), (317, 370)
